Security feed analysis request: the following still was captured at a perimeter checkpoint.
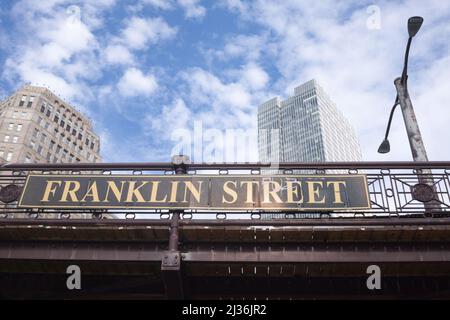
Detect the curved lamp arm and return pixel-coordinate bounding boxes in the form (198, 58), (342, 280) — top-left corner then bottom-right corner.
(378, 96), (400, 154)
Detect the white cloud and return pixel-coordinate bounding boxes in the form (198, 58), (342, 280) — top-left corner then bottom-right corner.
(183, 68), (251, 111)
(149, 98), (191, 134)
(104, 44), (134, 65)
(220, 0), (450, 161)
(119, 16), (177, 50)
(177, 0), (206, 19)
(142, 0), (174, 10)
(205, 34), (267, 63)
(240, 63), (269, 90)
(220, 0), (248, 15)
(3, 2), (104, 102)
(117, 67), (158, 97)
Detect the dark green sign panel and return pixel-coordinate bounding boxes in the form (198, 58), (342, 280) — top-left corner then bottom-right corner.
(18, 174), (371, 211)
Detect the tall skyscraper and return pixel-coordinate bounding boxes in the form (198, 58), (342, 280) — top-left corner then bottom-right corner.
(0, 85), (101, 164)
(258, 79), (362, 164)
(258, 80), (362, 219)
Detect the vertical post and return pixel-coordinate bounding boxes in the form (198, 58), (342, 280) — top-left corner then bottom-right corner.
(394, 78), (428, 162)
(394, 78), (440, 215)
(161, 155), (189, 299)
(168, 156), (188, 251)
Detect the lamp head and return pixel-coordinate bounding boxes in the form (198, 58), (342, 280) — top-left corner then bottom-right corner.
(378, 139), (391, 154)
(408, 16), (424, 38)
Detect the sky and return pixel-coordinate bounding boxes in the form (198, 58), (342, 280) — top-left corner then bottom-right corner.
(0, 0), (449, 163)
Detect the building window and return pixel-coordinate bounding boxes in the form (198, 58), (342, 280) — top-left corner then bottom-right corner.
(56, 145), (62, 154)
(25, 156), (32, 163)
(8, 123), (13, 130)
(13, 111), (18, 119)
(17, 124), (22, 132)
(50, 140), (56, 150)
(3, 135), (10, 142)
(21, 111), (27, 118)
(27, 96), (34, 108)
(40, 105), (45, 113)
(19, 95), (26, 107)
(13, 136), (18, 143)
(37, 145), (43, 155)
(6, 152), (13, 162)
(54, 115), (59, 123)
(46, 152), (51, 161)
(33, 129), (39, 138)
(40, 133), (47, 143)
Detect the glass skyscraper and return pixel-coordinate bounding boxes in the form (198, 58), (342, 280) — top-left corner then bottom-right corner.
(257, 79), (362, 218)
(258, 79), (362, 164)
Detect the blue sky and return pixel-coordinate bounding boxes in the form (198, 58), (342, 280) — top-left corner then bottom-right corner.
(1, 0), (450, 163)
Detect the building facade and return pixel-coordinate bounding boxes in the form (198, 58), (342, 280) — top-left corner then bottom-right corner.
(258, 80), (362, 219)
(0, 85), (101, 164)
(258, 79), (362, 164)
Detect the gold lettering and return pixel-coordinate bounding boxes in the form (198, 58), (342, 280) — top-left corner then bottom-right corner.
(41, 180), (62, 202)
(60, 181), (81, 202)
(306, 181), (326, 204)
(169, 181), (179, 203)
(182, 181), (203, 203)
(125, 181), (148, 202)
(240, 181), (259, 204)
(80, 181), (100, 202)
(262, 180), (283, 203)
(149, 181), (168, 203)
(286, 181), (303, 203)
(223, 181), (238, 204)
(327, 181), (347, 204)
(104, 181), (126, 202)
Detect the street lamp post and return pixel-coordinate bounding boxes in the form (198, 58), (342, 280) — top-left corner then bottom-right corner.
(378, 16), (426, 158)
(378, 17), (440, 215)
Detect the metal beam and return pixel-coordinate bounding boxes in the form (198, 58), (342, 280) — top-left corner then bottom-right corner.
(0, 241), (164, 262)
(2, 242), (449, 264)
(182, 243), (450, 263)
(3, 217), (450, 227)
(2, 161), (450, 170)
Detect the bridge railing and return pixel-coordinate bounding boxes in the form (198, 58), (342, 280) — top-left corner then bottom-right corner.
(0, 161), (449, 220)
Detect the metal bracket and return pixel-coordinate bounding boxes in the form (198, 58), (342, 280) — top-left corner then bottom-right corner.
(161, 251), (181, 271)
(161, 250), (184, 299)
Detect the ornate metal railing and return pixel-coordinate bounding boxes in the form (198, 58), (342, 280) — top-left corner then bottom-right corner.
(0, 161), (449, 220)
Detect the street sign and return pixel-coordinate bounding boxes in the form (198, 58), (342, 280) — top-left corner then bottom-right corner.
(18, 174), (370, 211)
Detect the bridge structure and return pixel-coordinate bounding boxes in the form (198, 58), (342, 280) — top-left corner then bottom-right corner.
(0, 161), (450, 299)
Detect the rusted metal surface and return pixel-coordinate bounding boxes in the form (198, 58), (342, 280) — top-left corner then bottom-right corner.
(181, 243), (450, 263)
(0, 241), (165, 262)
